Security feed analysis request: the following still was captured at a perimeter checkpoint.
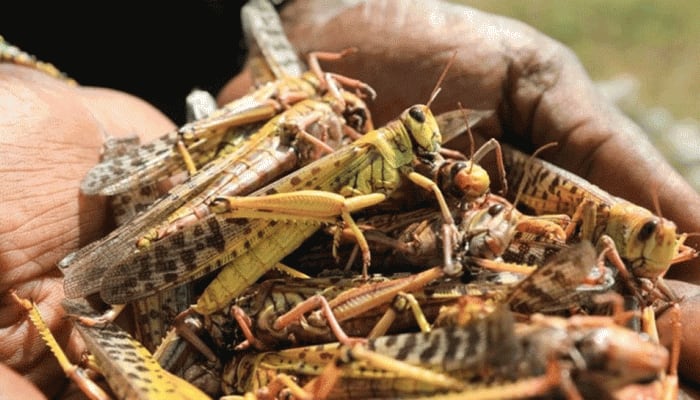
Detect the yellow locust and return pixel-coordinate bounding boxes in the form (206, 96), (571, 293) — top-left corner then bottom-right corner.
(97, 100), (460, 318)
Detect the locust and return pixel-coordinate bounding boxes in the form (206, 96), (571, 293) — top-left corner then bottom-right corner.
(61, 86), (373, 351)
(90, 92), (466, 330)
(79, 1), (375, 198)
(10, 292), (211, 400)
(195, 267), (450, 354)
(502, 144), (697, 301)
(222, 300), (668, 399)
(294, 192), (571, 278)
(60, 83), (373, 299)
(83, 51), (459, 321)
(0, 35), (76, 84)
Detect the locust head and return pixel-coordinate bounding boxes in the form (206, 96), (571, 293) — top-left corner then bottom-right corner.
(606, 203), (680, 279)
(436, 160), (491, 202)
(401, 105), (442, 157)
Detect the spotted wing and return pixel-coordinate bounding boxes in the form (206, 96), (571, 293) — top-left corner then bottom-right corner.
(241, 0), (305, 81)
(507, 240), (597, 314)
(98, 141), (371, 304)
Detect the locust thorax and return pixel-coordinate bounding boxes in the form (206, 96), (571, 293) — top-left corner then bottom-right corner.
(401, 105), (442, 156)
(606, 203), (679, 279)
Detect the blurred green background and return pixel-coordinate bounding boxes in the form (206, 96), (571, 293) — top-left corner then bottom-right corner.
(460, 0), (700, 189)
(461, 0), (699, 120)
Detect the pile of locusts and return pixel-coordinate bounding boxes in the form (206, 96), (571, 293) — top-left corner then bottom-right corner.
(4, 1), (698, 399)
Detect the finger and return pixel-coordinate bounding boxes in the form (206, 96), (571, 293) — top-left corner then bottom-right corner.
(0, 64), (175, 394)
(217, 67), (254, 106)
(76, 86), (175, 143)
(0, 362), (48, 400)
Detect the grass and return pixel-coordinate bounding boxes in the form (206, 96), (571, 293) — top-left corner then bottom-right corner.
(459, 0), (700, 122)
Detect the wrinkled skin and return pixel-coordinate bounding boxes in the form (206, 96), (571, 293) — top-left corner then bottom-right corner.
(2, 0), (700, 398)
(0, 66), (174, 398)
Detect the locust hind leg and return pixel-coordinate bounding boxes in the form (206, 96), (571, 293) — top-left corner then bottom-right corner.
(640, 304), (680, 400)
(211, 190), (387, 275)
(367, 292), (432, 339)
(305, 344), (466, 400)
(306, 48), (377, 100)
(10, 291), (111, 400)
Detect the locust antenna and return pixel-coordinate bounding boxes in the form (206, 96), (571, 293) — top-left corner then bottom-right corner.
(512, 142), (558, 213)
(427, 51), (457, 108)
(457, 102), (475, 174)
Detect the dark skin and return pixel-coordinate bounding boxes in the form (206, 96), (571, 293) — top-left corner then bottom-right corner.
(2, 0), (699, 397)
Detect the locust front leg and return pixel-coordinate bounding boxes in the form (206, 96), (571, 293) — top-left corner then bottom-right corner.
(211, 191), (386, 276)
(405, 171), (461, 275)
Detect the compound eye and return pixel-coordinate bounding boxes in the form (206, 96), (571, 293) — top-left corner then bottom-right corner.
(408, 106), (426, 123)
(637, 220), (658, 242)
(488, 204), (504, 216)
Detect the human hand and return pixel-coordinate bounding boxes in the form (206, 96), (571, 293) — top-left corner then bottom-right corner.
(218, 0), (700, 386)
(4, 0), (700, 397)
(222, 0), (700, 271)
(0, 64), (175, 398)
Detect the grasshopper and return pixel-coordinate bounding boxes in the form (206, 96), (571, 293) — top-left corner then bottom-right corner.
(201, 267), (449, 353)
(60, 83), (373, 298)
(92, 97), (461, 322)
(295, 193), (570, 277)
(0, 35), (76, 84)
(223, 299), (668, 400)
(79, 0), (375, 197)
(78, 48), (374, 197)
(502, 144), (697, 300)
(61, 86), (373, 351)
(10, 292), (211, 400)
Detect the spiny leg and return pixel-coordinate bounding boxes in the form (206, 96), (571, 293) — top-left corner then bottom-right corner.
(212, 190), (387, 274)
(10, 291), (111, 400)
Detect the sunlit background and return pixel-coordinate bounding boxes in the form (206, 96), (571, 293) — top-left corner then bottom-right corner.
(459, 0), (700, 190)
